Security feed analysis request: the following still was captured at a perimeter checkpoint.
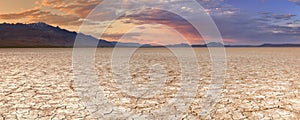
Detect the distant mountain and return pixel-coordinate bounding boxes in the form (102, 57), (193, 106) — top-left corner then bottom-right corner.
(0, 22), (142, 47)
(167, 43), (190, 47)
(190, 42), (224, 47)
(192, 43), (300, 47)
(1, 23), (300, 48)
(258, 43), (300, 47)
(224, 44), (300, 47)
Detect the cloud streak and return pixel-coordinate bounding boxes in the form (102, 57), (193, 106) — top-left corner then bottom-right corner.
(289, 0), (300, 5)
(41, 0), (102, 18)
(0, 8), (82, 26)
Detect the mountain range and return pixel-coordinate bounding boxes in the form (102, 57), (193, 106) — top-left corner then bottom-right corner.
(0, 22), (146, 48)
(0, 22), (299, 48)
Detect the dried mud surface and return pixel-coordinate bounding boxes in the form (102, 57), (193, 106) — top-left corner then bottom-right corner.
(0, 48), (299, 119)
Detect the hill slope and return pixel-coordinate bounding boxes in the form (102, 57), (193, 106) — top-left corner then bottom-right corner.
(0, 22), (114, 47)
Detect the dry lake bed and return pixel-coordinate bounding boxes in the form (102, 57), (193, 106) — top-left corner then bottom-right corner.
(0, 48), (300, 119)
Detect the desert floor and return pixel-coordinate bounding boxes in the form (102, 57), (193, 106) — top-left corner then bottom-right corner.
(0, 48), (300, 119)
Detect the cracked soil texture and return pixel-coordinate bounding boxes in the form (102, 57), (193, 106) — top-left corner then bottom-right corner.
(0, 48), (299, 119)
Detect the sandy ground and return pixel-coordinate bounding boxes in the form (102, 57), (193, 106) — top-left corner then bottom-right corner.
(0, 48), (300, 119)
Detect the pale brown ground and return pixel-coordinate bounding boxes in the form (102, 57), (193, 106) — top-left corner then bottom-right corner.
(0, 48), (299, 119)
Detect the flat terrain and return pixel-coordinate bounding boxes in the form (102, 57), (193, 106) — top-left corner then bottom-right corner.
(0, 48), (300, 119)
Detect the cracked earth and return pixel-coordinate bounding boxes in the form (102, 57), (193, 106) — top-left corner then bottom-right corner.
(0, 48), (300, 119)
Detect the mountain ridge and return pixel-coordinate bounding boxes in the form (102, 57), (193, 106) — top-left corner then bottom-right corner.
(0, 22), (142, 48)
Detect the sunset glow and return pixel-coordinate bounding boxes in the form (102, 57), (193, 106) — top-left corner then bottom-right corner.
(0, 0), (300, 45)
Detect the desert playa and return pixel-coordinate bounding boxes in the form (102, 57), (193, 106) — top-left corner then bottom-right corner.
(0, 48), (299, 119)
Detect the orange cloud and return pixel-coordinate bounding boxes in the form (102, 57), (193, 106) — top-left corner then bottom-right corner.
(0, 8), (82, 26)
(102, 8), (204, 44)
(41, 0), (102, 18)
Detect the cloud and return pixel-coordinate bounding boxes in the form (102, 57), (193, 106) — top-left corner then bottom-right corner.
(102, 32), (142, 40)
(41, 0), (103, 18)
(259, 12), (297, 20)
(96, 0), (238, 44)
(0, 8), (82, 26)
(289, 0), (300, 5)
(0, 9), (41, 19)
(117, 8), (204, 43)
(213, 12), (300, 44)
(0, 0), (104, 27)
(271, 14), (296, 20)
(196, 0), (225, 9)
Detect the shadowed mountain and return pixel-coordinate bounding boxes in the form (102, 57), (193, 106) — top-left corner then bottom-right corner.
(224, 43), (300, 47)
(0, 22), (143, 48)
(194, 43), (300, 47)
(258, 43), (300, 47)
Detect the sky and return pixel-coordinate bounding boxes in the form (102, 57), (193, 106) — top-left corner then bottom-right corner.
(0, 0), (300, 45)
